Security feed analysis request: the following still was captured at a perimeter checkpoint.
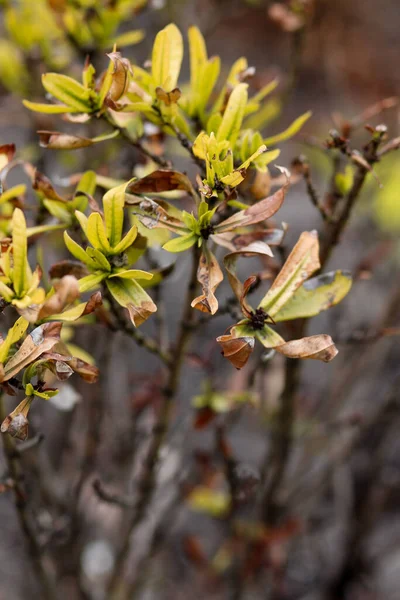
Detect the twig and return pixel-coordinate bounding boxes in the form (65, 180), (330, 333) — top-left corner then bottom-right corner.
(0, 395), (56, 600)
(261, 357), (301, 523)
(107, 245), (201, 600)
(152, 105), (206, 173)
(103, 284), (171, 365)
(259, 134), (380, 525)
(103, 113), (171, 168)
(93, 478), (134, 508)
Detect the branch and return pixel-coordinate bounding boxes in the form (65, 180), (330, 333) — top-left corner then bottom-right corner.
(0, 395), (56, 600)
(103, 284), (171, 365)
(107, 245), (201, 600)
(103, 113), (171, 168)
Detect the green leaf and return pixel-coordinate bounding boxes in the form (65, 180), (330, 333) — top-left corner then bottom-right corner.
(105, 277), (157, 326)
(112, 226), (138, 254)
(162, 232), (198, 253)
(0, 317), (29, 364)
(255, 324), (285, 348)
(42, 73), (93, 112)
(216, 83), (248, 147)
(85, 248), (112, 272)
(11, 208), (30, 297)
(259, 231), (320, 316)
(264, 111), (312, 146)
(43, 200), (72, 223)
(78, 273), (107, 293)
(0, 184), (26, 204)
(22, 100), (79, 114)
(76, 170), (96, 198)
(151, 23), (183, 91)
(64, 231), (96, 268)
(109, 270), (153, 281)
(86, 213), (111, 253)
(113, 29), (145, 47)
(274, 270), (352, 322)
(102, 182), (127, 248)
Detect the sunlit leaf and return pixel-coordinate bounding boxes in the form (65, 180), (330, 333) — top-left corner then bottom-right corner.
(274, 270), (352, 322)
(259, 230), (320, 316)
(152, 23), (183, 91)
(264, 111), (311, 146)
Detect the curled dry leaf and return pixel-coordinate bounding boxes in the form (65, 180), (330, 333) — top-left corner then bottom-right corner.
(191, 249), (223, 314)
(0, 144), (16, 171)
(1, 396), (33, 441)
(127, 300), (157, 327)
(38, 131), (93, 149)
(38, 275), (80, 319)
(49, 260), (89, 280)
(275, 334), (339, 362)
(216, 181), (288, 233)
(1, 322), (62, 382)
(217, 334), (255, 370)
(106, 52), (131, 102)
(224, 241), (274, 307)
(127, 169), (197, 197)
(32, 170), (66, 202)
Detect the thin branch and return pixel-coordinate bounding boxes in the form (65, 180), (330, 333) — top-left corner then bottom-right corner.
(93, 478), (134, 508)
(103, 284), (171, 365)
(0, 395), (56, 600)
(107, 245), (201, 600)
(103, 113), (171, 168)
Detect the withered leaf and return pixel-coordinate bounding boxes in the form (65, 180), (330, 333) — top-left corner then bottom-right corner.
(32, 170), (66, 202)
(155, 86), (182, 106)
(38, 275), (80, 319)
(215, 180), (288, 233)
(275, 334), (338, 362)
(49, 260), (89, 280)
(38, 131), (93, 150)
(191, 249), (223, 314)
(127, 169), (196, 197)
(217, 333), (255, 369)
(224, 242), (274, 308)
(2, 322), (62, 382)
(127, 300), (157, 327)
(106, 52), (131, 102)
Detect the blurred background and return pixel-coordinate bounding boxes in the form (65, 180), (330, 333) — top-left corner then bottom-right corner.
(0, 1), (400, 599)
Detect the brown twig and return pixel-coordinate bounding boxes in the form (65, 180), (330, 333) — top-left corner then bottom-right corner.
(103, 113), (171, 168)
(0, 395), (56, 600)
(107, 245), (200, 600)
(103, 284), (171, 365)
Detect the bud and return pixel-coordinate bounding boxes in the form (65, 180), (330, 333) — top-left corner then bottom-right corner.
(1, 397), (33, 441)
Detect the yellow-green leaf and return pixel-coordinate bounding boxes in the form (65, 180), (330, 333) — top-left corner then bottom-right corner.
(264, 110), (312, 146)
(78, 273), (107, 293)
(151, 23), (183, 91)
(109, 270), (153, 281)
(11, 208), (31, 297)
(64, 231), (96, 268)
(0, 184), (26, 204)
(22, 100), (79, 114)
(274, 270), (352, 322)
(42, 73), (92, 112)
(103, 182), (127, 248)
(0, 317), (29, 363)
(163, 232), (197, 253)
(259, 230), (320, 316)
(216, 83), (248, 147)
(86, 213), (111, 253)
(113, 29), (145, 47)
